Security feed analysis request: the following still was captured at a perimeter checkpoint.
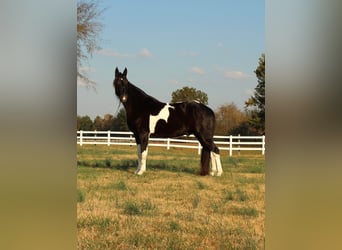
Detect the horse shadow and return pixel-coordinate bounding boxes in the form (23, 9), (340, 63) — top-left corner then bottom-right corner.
(79, 159), (199, 175)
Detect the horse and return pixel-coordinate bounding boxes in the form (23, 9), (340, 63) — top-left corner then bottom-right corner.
(113, 67), (223, 176)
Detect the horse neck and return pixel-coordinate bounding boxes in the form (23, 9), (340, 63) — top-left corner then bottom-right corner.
(124, 82), (164, 115)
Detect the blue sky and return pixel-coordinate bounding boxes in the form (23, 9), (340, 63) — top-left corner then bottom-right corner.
(77, 0), (264, 119)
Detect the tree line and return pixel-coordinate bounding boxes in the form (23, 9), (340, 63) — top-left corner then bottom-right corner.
(77, 102), (261, 136)
(77, 109), (128, 132)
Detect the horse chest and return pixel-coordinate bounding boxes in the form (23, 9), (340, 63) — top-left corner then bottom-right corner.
(149, 103), (174, 134)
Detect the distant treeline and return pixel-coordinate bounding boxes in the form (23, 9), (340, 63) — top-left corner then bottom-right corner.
(77, 103), (262, 136)
(77, 108), (129, 132)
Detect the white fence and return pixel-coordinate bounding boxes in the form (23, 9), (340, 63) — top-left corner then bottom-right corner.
(77, 131), (265, 156)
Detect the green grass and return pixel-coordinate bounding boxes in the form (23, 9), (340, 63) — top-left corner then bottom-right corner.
(77, 189), (85, 203)
(77, 145), (265, 249)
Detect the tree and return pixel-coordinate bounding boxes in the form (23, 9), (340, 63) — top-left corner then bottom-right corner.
(77, 0), (105, 85)
(228, 121), (260, 136)
(214, 103), (248, 135)
(102, 114), (114, 131)
(171, 86), (208, 105)
(93, 115), (103, 130)
(112, 108), (129, 131)
(77, 115), (82, 130)
(245, 53), (265, 134)
(78, 115), (94, 130)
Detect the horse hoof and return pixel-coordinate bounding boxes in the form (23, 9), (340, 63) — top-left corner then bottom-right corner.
(210, 171), (216, 176)
(135, 170), (145, 175)
(216, 172), (222, 177)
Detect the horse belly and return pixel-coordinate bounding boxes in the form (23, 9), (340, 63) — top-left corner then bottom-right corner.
(152, 119), (188, 138)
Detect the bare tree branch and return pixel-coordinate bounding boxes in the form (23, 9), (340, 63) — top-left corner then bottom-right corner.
(77, 0), (105, 86)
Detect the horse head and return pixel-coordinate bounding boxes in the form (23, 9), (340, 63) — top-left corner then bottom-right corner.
(113, 67), (129, 103)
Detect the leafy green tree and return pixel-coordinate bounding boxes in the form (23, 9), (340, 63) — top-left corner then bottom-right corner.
(78, 115), (93, 130)
(77, 115), (82, 130)
(228, 121), (260, 136)
(102, 114), (114, 131)
(93, 115), (103, 130)
(245, 53), (265, 134)
(171, 86), (208, 105)
(112, 108), (129, 131)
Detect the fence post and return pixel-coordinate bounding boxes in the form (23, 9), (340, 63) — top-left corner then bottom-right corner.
(238, 134), (241, 156)
(107, 131), (111, 146)
(229, 135), (233, 156)
(80, 130), (83, 146)
(167, 138), (170, 150)
(262, 135), (265, 155)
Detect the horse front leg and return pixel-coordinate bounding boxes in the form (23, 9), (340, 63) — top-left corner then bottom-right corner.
(135, 133), (149, 175)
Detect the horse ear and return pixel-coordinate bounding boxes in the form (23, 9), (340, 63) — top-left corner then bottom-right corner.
(115, 67), (119, 77)
(123, 68), (127, 76)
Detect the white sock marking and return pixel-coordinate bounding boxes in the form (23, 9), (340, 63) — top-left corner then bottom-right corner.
(149, 103), (174, 134)
(209, 152), (223, 176)
(135, 144), (148, 175)
(210, 152), (217, 176)
(136, 144), (142, 174)
(213, 152), (223, 176)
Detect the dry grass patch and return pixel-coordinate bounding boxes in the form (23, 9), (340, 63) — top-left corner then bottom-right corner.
(77, 145), (265, 249)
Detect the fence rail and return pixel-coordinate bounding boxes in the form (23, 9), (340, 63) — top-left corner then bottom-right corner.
(77, 131), (265, 156)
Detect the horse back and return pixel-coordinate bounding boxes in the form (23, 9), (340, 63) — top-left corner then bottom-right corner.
(151, 101), (215, 138)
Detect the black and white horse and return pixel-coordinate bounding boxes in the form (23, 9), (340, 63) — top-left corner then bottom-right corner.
(113, 67), (222, 176)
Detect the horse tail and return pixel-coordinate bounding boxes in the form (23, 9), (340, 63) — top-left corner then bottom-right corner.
(200, 147), (210, 175)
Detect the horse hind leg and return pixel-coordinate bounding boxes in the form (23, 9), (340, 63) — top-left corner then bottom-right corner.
(210, 151), (217, 176)
(211, 147), (223, 176)
(195, 128), (223, 176)
(197, 135), (223, 176)
(200, 148), (210, 175)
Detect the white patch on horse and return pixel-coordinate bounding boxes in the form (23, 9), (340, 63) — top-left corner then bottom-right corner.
(149, 103), (174, 134)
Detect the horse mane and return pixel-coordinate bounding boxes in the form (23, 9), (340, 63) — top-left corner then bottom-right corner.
(127, 81), (165, 115)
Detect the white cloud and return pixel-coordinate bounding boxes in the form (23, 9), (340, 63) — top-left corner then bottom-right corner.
(95, 49), (132, 58)
(169, 79), (181, 85)
(139, 48), (153, 58)
(244, 88), (254, 96)
(217, 67), (252, 80)
(190, 66), (205, 75)
(95, 48), (154, 59)
(224, 70), (251, 79)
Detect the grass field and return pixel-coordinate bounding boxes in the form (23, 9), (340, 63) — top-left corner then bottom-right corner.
(77, 145), (265, 249)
